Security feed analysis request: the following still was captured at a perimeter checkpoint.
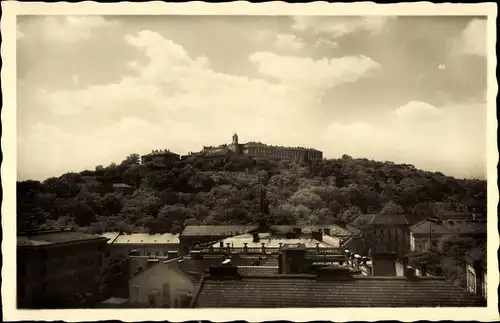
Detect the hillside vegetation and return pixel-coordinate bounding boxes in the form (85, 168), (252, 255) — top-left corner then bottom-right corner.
(17, 154), (487, 235)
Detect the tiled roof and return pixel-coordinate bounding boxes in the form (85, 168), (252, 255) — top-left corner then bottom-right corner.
(349, 214), (376, 229)
(192, 275), (485, 308)
(371, 214), (410, 225)
(181, 225), (258, 237)
(17, 230), (107, 247)
(113, 233), (179, 244)
(410, 220), (455, 235)
(237, 266), (279, 276)
(212, 233), (338, 249)
(350, 214), (410, 229)
(442, 220), (486, 236)
(143, 150), (180, 157)
(271, 225), (352, 236)
(464, 244), (486, 269)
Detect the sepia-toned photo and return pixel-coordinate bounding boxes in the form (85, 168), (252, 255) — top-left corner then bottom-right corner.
(2, 1), (498, 322)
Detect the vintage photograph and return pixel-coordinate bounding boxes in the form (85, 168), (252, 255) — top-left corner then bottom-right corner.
(4, 2), (496, 320)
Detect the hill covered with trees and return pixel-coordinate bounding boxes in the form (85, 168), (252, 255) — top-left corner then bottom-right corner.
(17, 153), (487, 235)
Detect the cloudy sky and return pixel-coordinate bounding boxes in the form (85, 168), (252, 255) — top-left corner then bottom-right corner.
(17, 15), (487, 181)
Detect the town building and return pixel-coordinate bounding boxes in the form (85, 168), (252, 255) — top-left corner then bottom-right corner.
(463, 244), (487, 300)
(128, 253), (277, 308)
(189, 243), (485, 308)
(409, 217), (487, 252)
(141, 149), (180, 167)
(17, 229), (108, 308)
(179, 225), (258, 255)
(101, 232), (180, 258)
(348, 213), (412, 257)
(194, 133), (323, 162)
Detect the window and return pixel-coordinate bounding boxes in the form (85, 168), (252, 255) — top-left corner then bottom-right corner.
(482, 273), (487, 299)
(466, 265), (476, 293)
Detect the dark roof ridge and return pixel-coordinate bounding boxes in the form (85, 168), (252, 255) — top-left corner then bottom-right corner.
(189, 274), (206, 308)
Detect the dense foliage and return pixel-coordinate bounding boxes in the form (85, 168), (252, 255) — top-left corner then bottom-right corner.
(17, 153), (486, 235)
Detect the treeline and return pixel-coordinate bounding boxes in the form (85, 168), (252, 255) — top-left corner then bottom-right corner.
(17, 153), (487, 235)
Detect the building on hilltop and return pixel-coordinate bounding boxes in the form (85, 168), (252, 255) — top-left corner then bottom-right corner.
(141, 149), (180, 167)
(194, 133), (323, 162)
(17, 229), (108, 308)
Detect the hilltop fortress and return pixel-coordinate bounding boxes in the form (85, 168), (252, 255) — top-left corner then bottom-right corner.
(196, 133), (323, 162)
(141, 133), (323, 166)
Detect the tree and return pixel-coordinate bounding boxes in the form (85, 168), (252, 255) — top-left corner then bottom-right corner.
(380, 201), (405, 214)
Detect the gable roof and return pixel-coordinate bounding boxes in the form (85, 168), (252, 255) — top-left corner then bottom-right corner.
(17, 230), (107, 248)
(410, 220), (455, 235)
(181, 225), (259, 237)
(350, 214), (411, 229)
(191, 274), (485, 308)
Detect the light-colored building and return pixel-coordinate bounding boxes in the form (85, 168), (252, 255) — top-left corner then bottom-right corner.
(102, 232), (180, 258)
(129, 258), (194, 308)
(409, 220), (454, 252)
(463, 244), (487, 300)
(194, 133), (323, 163)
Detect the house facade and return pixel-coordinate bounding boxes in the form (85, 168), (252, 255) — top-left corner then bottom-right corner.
(463, 244), (487, 300)
(17, 229), (108, 308)
(129, 259), (194, 308)
(141, 150), (180, 167)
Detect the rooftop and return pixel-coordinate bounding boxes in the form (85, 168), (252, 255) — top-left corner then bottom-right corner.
(350, 214), (411, 229)
(191, 270), (485, 308)
(113, 233), (180, 244)
(17, 230), (107, 248)
(410, 220), (455, 235)
(271, 225), (353, 236)
(143, 149), (180, 157)
(181, 225), (259, 237)
(212, 232), (340, 249)
(243, 141), (321, 152)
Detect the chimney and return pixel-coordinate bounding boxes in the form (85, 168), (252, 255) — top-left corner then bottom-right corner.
(323, 228), (331, 236)
(353, 254), (361, 271)
(243, 242), (248, 253)
(219, 241), (224, 248)
(406, 267), (417, 279)
(420, 262), (428, 277)
(316, 267), (354, 281)
(280, 243), (307, 274)
(371, 252), (397, 276)
(209, 264), (241, 280)
(312, 230), (323, 242)
(252, 232), (260, 243)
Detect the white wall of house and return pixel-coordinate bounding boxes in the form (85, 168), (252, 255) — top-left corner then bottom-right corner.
(129, 261), (194, 308)
(466, 264), (476, 294)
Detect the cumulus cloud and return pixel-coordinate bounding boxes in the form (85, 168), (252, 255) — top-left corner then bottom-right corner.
(249, 51), (380, 93)
(21, 15), (116, 43)
(292, 16), (391, 38)
(322, 101), (486, 179)
(274, 33), (304, 51)
(314, 37), (340, 49)
(450, 18), (486, 57)
(18, 30), (381, 180)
